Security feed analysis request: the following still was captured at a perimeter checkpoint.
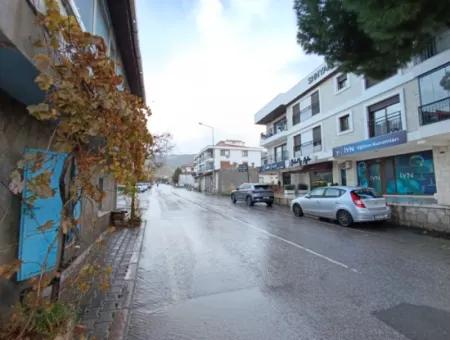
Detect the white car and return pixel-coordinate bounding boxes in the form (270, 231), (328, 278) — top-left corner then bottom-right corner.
(290, 186), (391, 227)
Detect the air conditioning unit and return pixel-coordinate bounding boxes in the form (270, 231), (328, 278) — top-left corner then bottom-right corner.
(345, 161), (353, 169)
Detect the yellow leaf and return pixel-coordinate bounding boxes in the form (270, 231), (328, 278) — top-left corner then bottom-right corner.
(38, 220), (54, 232)
(33, 53), (50, 70)
(35, 73), (54, 91)
(0, 259), (22, 279)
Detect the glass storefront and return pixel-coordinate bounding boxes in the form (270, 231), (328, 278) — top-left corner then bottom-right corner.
(357, 151), (436, 195)
(310, 170), (333, 189)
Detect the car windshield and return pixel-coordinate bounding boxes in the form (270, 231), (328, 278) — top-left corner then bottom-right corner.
(254, 185), (270, 190)
(353, 188), (382, 198)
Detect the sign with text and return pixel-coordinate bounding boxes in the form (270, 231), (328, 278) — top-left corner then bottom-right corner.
(333, 130), (407, 157)
(238, 164), (248, 172)
(260, 161), (285, 172)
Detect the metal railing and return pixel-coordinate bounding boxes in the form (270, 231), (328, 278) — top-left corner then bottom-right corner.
(368, 111), (402, 138)
(261, 124), (287, 140)
(300, 105), (312, 122)
(419, 96), (450, 125)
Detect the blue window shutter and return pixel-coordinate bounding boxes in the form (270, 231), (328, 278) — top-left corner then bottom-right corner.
(17, 149), (67, 281)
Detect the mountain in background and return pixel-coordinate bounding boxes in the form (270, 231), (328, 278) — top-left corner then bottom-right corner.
(155, 154), (196, 178)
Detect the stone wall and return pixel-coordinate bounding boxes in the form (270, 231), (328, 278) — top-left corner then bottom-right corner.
(389, 204), (450, 233)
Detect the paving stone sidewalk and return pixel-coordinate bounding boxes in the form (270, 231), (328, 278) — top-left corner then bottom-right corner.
(60, 224), (145, 339)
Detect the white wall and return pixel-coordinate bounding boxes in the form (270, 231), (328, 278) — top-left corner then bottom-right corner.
(213, 148), (262, 169)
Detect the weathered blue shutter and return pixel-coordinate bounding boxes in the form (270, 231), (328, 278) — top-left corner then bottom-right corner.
(17, 149), (67, 281)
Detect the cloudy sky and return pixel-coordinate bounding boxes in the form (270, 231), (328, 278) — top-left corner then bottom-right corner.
(136, 0), (322, 154)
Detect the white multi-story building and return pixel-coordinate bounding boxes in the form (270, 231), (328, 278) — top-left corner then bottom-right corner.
(194, 140), (263, 192)
(256, 31), (450, 210)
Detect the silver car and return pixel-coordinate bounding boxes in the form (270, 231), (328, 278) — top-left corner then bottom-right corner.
(290, 186), (391, 227)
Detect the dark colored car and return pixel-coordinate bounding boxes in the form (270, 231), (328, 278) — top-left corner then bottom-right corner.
(231, 183), (274, 207)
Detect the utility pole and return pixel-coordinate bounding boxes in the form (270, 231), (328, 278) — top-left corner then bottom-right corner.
(199, 122), (215, 193)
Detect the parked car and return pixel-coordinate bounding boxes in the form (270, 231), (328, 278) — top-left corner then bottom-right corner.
(231, 183), (274, 207)
(136, 183), (148, 193)
(290, 186), (391, 227)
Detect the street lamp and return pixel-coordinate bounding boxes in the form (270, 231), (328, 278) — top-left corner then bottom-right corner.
(199, 122), (215, 193)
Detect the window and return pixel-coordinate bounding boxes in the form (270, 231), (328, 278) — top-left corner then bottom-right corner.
(95, 0), (111, 48)
(220, 149), (230, 157)
(339, 114), (350, 132)
(242, 150), (248, 157)
(274, 144), (288, 162)
(74, 0), (95, 32)
(310, 187), (325, 197)
(293, 134), (301, 155)
(324, 188), (343, 197)
(292, 103), (300, 125)
(368, 95), (402, 137)
(336, 74), (348, 91)
(357, 151), (436, 195)
(311, 91), (320, 115)
(312, 126), (322, 151)
(418, 63), (450, 125)
(273, 118), (287, 133)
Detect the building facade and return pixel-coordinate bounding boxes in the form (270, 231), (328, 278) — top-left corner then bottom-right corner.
(0, 0), (144, 314)
(256, 30), (450, 210)
(194, 140), (263, 193)
(178, 164), (197, 188)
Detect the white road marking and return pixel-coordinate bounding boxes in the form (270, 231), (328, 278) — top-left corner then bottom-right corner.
(172, 190), (359, 273)
(240, 221), (358, 273)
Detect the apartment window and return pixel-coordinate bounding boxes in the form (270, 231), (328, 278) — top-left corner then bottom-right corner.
(312, 126), (322, 151)
(275, 144), (288, 162)
(311, 91), (320, 115)
(273, 117), (287, 133)
(368, 95), (402, 137)
(220, 149), (230, 157)
(336, 74), (348, 91)
(292, 103), (300, 125)
(339, 114), (350, 132)
(242, 150), (248, 157)
(418, 63), (450, 125)
(293, 134), (301, 155)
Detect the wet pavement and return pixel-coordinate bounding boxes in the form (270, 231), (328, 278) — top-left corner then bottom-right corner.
(126, 184), (450, 340)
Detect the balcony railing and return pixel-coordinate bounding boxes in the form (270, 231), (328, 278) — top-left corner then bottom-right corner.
(261, 124), (287, 140)
(293, 141), (321, 157)
(419, 97), (450, 125)
(369, 111), (402, 138)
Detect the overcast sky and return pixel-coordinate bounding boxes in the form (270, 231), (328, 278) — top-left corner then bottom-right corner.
(136, 0), (323, 154)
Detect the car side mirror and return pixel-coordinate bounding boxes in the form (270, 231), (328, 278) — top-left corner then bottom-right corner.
(305, 194), (311, 199)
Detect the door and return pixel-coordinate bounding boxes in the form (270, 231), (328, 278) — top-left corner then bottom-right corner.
(303, 187), (325, 215)
(321, 188), (343, 218)
(17, 149), (67, 281)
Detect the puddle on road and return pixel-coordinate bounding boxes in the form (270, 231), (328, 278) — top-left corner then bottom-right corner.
(374, 303), (450, 340)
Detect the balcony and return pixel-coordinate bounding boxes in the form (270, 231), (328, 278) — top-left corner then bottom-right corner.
(293, 141), (321, 158)
(419, 97), (450, 125)
(369, 111), (402, 138)
(260, 125), (288, 146)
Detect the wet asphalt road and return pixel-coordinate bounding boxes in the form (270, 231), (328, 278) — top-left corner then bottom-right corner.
(127, 185), (450, 340)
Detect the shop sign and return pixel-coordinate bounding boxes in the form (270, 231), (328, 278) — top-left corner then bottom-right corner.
(308, 64), (331, 85)
(289, 156), (311, 168)
(333, 130), (407, 157)
(260, 161), (285, 172)
(238, 163), (248, 172)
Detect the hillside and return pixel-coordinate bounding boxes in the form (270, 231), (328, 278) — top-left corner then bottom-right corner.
(155, 154), (195, 178)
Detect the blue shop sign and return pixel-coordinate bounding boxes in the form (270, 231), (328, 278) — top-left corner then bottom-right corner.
(261, 161), (285, 172)
(333, 130), (407, 157)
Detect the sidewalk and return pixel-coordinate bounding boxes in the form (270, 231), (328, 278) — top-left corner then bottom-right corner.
(59, 224), (145, 339)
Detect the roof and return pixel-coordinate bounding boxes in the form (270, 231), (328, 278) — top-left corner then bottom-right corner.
(107, 0), (145, 100)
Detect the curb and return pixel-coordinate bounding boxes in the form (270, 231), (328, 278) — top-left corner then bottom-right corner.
(109, 221), (147, 339)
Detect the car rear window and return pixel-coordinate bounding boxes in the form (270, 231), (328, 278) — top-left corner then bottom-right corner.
(353, 188), (382, 198)
(254, 185), (270, 190)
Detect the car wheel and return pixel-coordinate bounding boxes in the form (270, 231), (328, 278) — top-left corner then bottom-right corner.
(246, 196), (254, 207)
(293, 204), (303, 217)
(231, 195), (236, 204)
(266, 202), (273, 207)
(337, 210), (353, 227)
